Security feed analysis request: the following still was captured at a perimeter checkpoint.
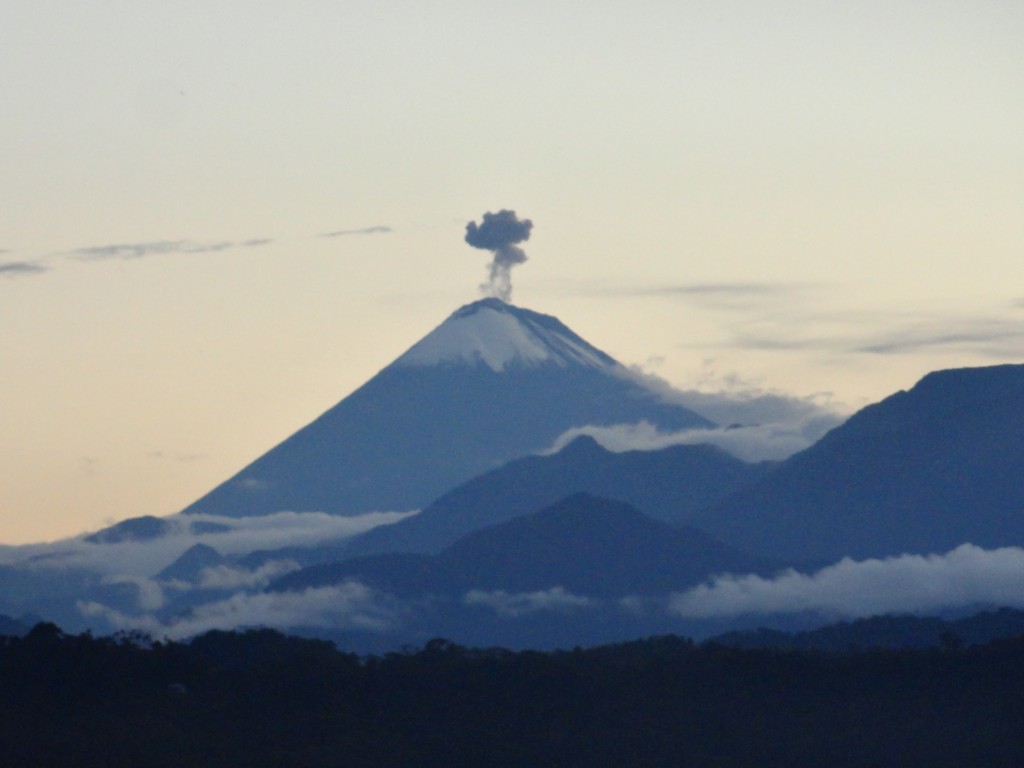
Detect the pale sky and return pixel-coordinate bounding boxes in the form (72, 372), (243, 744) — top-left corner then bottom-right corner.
(2, 0), (1022, 543)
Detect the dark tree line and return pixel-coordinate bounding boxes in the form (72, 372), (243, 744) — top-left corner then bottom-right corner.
(1, 623), (1023, 767)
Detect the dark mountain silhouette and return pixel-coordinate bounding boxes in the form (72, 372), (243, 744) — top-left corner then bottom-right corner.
(84, 516), (172, 544)
(156, 543), (226, 583)
(181, 299), (713, 519)
(341, 435), (774, 558)
(85, 516), (231, 545)
(694, 364), (1024, 562)
(270, 493), (775, 598)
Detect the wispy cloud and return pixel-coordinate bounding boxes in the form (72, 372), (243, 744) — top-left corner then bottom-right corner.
(464, 587), (596, 617)
(630, 365), (846, 423)
(0, 510), (416, 576)
(70, 240), (237, 260)
(0, 510), (414, 639)
(196, 560), (300, 591)
(696, 305), (1024, 361)
(591, 278), (1024, 363)
(546, 419), (831, 463)
(5, 237), (275, 278)
(79, 581), (401, 639)
(101, 574), (169, 611)
(629, 282), (806, 298)
(0, 260), (48, 278)
(644, 285), (1007, 361)
(552, 367), (846, 461)
(668, 544), (1024, 619)
(854, 318), (1024, 356)
(592, 281), (812, 312)
(319, 226), (393, 238)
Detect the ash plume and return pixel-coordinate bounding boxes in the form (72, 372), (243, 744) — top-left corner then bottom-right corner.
(465, 209), (533, 302)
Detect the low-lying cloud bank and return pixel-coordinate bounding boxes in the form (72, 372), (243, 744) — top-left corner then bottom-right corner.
(0, 510), (416, 578)
(669, 544), (1024, 619)
(74, 544), (1024, 642)
(548, 369), (847, 462)
(80, 582), (401, 640)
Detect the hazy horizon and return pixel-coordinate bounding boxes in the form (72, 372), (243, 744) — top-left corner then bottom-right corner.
(3, 0), (1022, 542)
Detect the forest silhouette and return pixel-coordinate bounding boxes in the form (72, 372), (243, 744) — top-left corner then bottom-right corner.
(2, 622), (1022, 767)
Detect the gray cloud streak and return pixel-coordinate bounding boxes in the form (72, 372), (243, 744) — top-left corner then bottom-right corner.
(622, 282), (808, 300)
(689, 305), (1024, 361)
(69, 236), (277, 261)
(763, 318), (1024, 359)
(319, 226), (393, 238)
(854, 319), (1024, 355)
(586, 281), (815, 314)
(0, 260), (48, 278)
(589, 278), (1024, 363)
(70, 240), (238, 260)
(7, 238), (277, 278)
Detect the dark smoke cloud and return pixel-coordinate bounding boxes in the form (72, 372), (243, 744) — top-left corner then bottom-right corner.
(465, 209), (533, 302)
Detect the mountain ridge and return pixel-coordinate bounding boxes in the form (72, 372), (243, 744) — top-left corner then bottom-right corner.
(694, 363), (1024, 561)
(180, 299), (714, 519)
(270, 493), (776, 598)
(340, 435), (774, 559)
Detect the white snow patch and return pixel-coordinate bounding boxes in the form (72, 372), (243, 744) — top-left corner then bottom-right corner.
(394, 304), (613, 372)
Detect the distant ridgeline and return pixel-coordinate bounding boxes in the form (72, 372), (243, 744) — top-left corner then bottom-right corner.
(10, 296), (1024, 657)
(694, 363), (1024, 561)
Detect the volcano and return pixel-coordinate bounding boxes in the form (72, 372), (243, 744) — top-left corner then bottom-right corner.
(181, 298), (713, 518)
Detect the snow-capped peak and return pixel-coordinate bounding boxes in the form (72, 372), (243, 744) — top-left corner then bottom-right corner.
(391, 298), (620, 372)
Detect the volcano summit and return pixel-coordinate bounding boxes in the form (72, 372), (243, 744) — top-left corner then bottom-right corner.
(182, 299), (713, 518)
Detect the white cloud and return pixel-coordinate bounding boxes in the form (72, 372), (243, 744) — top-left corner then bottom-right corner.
(101, 574), (167, 611)
(79, 582), (400, 640)
(464, 587), (596, 617)
(545, 366), (848, 462)
(546, 420), (824, 462)
(668, 544), (1024, 619)
(181, 510), (417, 556)
(196, 560), (300, 590)
(0, 510), (416, 578)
